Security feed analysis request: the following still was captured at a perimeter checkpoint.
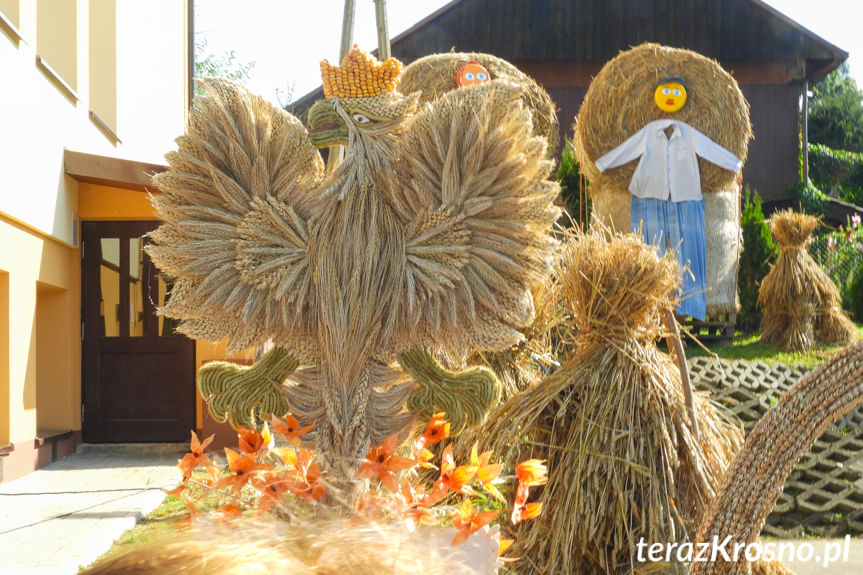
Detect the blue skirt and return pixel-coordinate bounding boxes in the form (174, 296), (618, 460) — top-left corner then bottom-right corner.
(631, 197), (707, 320)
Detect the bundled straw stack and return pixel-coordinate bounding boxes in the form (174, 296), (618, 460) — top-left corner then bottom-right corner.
(464, 228), (744, 574)
(758, 210), (857, 351)
(573, 43), (752, 316)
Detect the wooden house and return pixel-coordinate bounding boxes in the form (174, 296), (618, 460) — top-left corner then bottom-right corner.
(292, 0), (847, 203)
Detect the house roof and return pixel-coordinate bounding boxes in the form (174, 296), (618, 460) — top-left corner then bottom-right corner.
(64, 150), (166, 192)
(289, 0), (847, 114)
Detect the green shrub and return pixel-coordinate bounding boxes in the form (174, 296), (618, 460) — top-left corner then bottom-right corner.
(738, 187), (777, 333)
(556, 139), (591, 229)
(846, 261), (863, 321)
(810, 213), (863, 317)
(790, 179), (829, 218)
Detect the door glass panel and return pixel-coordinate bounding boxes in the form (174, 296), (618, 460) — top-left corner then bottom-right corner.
(99, 238), (120, 336)
(130, 238), (144, 336)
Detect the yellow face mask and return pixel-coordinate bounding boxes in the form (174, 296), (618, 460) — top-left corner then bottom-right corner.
(654, 80), (687, 113)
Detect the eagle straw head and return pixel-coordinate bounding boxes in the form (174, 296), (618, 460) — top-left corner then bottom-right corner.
(308, 46), (415, 148)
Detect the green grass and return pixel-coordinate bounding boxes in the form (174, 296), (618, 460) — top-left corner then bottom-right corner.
(683, 324), (863, 369)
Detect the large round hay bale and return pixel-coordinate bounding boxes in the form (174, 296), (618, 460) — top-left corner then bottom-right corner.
(573, 43), (751, 317)
(574, 42), (751, 191)
(400, 52), (558, 152)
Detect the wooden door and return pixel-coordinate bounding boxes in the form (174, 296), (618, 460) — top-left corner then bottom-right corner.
(82, 221), (195, 442)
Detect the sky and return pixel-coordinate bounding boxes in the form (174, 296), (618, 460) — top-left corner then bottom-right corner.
(194, 0), (862, 106)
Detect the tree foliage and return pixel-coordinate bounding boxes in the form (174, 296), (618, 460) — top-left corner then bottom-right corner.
(808, 62), (863, 152)
(806, 62), (863, 207)
(194, 39), (255, 83)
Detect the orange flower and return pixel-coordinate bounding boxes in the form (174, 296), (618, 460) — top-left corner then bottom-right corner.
(176, 430), (214, 482)
(217, 448), (270, 494)
(358, 434), (416, 492)
(237, 423), (273, 455)
(430, 444), (477, 503)
(412, 446), (437, 469)
(511, 501), (543, 524)
(450, 500), (499, 546)
(271, 414), (314, 446)
(470, 443), (504, 502)
(252, 471), (292, 512)
(511, 482), (543, 524)
(421, 412), (450, 446)
(516, 459), (548, 487)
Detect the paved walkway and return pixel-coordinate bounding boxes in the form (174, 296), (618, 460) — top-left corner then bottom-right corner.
(0, 444), (182, 574)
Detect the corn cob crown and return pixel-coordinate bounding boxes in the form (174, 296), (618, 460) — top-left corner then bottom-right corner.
(320, 45), (404, 99)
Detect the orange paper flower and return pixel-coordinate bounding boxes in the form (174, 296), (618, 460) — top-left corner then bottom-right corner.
(252, 471), (293, 512)
(358, 434), (416, 492)
(176, 430), (214, 482)
(430, 444), (477, 504)
(237, 423), (273, 455)
(271, 414), (314, 446)
(516, 459), (548, 487)
(217, 448), (270, 494)
(450, 500), (499, 546)
(421, 412), (450, 446)
(470, 443), (504, 502)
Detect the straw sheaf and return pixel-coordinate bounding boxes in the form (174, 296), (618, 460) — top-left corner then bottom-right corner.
(758, 210), (857, 351)
(461, 230), (744, 574)
(147, 78), (325, 358)
(558, 229), (680, 343)
(398, 52), (559, 154)
(386, 81), (561, 359)
(692, 342), (863, 575)
(574, 43), (751, 193)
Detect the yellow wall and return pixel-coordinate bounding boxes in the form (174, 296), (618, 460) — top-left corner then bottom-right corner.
(0, 216), (80, 449)
(0, 271), (9, 444)
(78, 182), (157, 220)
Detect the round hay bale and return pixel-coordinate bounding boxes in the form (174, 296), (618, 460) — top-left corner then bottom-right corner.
(399, 52), (559, 151)
(573, 42), (751, 192)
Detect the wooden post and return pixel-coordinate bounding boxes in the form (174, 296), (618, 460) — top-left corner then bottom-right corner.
(375, 0), (390, 60)
(327, 0), (356, 174)
(339, 0), (356, 60)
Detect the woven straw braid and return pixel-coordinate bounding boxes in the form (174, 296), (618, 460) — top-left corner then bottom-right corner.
(692, 341), (863, 575)
(198, 347), (298, 429)
(400, 348), (501, 435)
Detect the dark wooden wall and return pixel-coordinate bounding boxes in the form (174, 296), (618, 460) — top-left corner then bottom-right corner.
(393, 0), (838, 64)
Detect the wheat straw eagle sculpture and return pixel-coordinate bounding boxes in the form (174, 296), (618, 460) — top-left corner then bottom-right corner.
(147, 47), (560, 476)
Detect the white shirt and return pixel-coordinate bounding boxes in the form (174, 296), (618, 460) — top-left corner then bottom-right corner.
(595, 119), (742, 202)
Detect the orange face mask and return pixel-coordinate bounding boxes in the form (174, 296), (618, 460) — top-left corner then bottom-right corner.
(457, 61), (491, 87)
